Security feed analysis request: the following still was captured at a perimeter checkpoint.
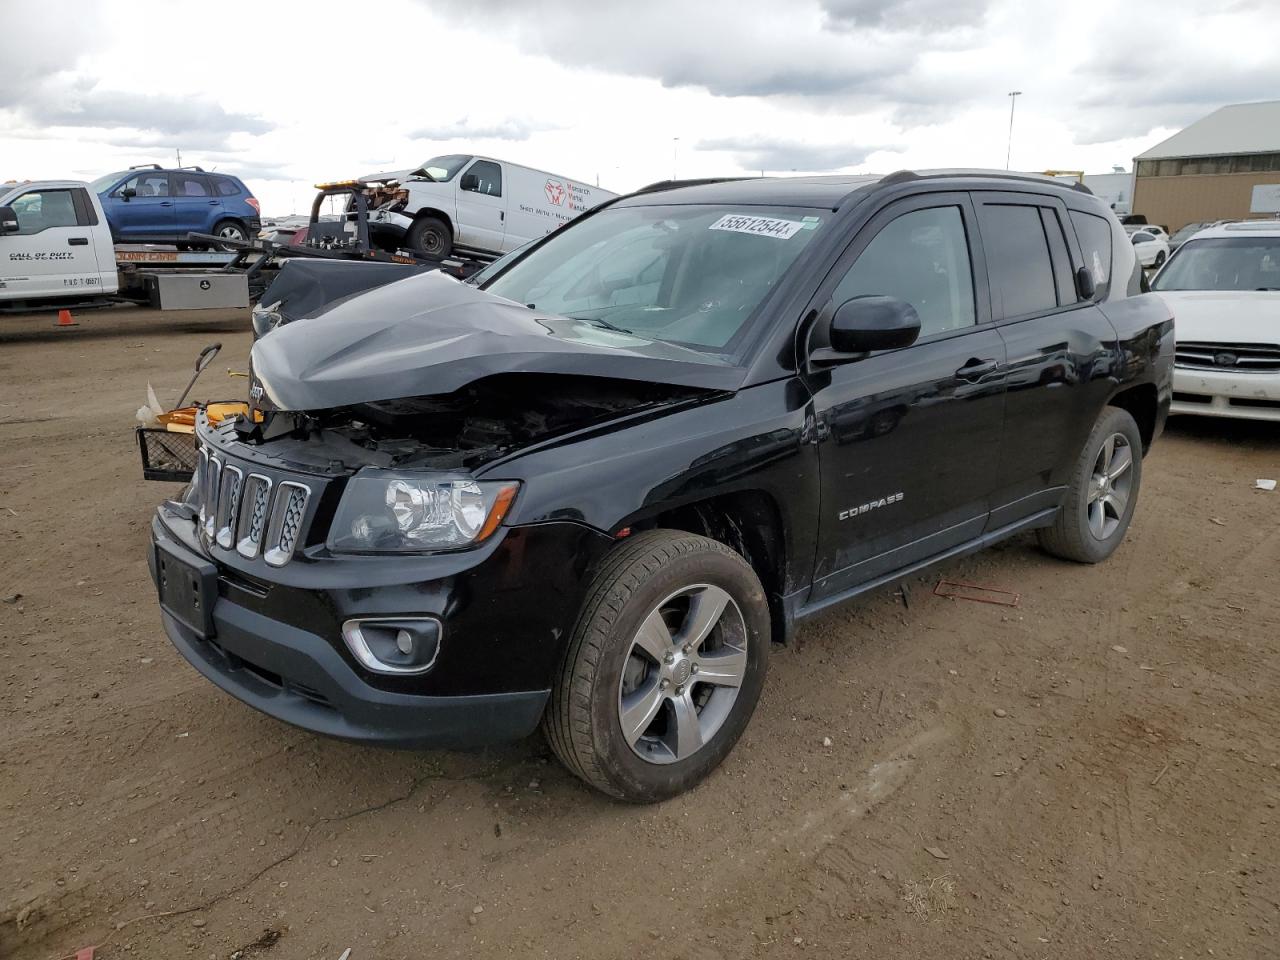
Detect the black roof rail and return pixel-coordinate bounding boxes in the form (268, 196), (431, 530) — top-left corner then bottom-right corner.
(177, 165), (207, 172)
(878, 170), (921, 186)
(633, 176), (756, 196)
(128, 163), (163, 171)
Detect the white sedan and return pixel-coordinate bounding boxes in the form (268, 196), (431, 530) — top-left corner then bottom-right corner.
(1131, 229), (1170, 268)
(1152, 221), (1280, 421)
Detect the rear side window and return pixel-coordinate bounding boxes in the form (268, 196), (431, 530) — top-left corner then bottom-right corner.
(173, 174), (210, 197)
(215, 178), (241, 197)
(1069, 211), (1113, 299)
(832, 205), (976, 338)
(980, 204), (1056, 319)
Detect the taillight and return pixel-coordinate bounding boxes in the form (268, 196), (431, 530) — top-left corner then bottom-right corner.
(246, 197), (261, 213)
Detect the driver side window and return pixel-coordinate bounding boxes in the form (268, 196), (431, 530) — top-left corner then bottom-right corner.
(832, 206), (976, 338)
(121, 173), (170, 197)
(9, 189), (79, 235)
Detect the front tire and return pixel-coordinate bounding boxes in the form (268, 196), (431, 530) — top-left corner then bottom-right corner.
(1154, 250), (1167, 267)
(545, 530), (770, 802)
(406, 216), (452, 259)
(1038, 406), (1143, 563)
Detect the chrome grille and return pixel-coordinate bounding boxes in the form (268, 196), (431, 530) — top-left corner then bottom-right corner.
(1175, 341), (1280, 372)
(191, 439), (312, 566)
(214, 464), (243, 549)
(264, 482), (310, 567)
(235, 474), (273, 559)
(203, 456), (222, 540)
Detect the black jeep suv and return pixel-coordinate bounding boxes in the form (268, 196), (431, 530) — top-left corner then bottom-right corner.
(150, 171), (1173, 802)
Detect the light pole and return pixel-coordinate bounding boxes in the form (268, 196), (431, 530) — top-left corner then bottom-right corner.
(673, 137), (680, 181)
(1005, 91), (1022, 170)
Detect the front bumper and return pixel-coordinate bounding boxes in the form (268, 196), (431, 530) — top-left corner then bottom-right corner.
(1171, 366), (1280, 421)
(149, 501), (612, 749)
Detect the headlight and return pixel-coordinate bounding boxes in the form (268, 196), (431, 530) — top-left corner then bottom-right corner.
(329, 472), (519, 554)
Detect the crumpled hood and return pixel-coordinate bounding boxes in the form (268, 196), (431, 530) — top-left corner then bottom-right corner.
(251, 271), (745, 410)
(1157, 290), (1280, 344)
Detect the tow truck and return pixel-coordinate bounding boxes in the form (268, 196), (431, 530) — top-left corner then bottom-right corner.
(1, 179), (488, 314)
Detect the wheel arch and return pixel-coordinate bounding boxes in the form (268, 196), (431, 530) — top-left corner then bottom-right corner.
(629, 490), (789, 645)
(1107, 381), (1158, 452)
(212, 215), (249, 235)
(410, 206), (454, 236)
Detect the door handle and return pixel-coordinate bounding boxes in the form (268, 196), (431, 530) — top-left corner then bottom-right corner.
(160, 201), (173, 207)
(208, 200), (219, 205)
(68, 237), (89, 246)
(955, 358), (998, 381)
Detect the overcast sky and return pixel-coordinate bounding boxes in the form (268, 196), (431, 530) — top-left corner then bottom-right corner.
(3, 0), (1274, 214)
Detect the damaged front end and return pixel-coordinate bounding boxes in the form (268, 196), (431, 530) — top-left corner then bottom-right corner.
(259, 372), (717, 472)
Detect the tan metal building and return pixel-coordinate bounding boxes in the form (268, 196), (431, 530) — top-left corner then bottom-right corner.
(1132, 100), (1280, 231)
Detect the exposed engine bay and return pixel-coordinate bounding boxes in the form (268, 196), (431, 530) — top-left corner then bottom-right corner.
(247, 373), (718, 472)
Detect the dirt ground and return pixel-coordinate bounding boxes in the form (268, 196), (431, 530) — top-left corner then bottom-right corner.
(2, 304), (1277, 960)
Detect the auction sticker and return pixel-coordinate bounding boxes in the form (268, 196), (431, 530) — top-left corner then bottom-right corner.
(709, 214), (805, 239)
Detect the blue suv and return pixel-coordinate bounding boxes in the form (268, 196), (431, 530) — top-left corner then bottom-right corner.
(91, 165), (261, 250)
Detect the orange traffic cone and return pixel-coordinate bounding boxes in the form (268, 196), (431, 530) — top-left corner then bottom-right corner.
(55, 309), (78, 327)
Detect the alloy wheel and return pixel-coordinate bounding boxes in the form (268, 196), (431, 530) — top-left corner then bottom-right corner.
(617, 584), (748, 764)
(1087, 432), (1133, 540)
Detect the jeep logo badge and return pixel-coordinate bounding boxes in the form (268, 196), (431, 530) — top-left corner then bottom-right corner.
(1214, 352), (1237, 367)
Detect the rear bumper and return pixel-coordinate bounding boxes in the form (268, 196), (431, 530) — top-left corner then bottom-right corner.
(1171, 366), (1280, 421)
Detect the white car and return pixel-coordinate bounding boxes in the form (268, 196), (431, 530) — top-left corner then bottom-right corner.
(1130, 229), (1170, 268)
(1152, 221), (1280, 421)
(364, 154), (618, 260)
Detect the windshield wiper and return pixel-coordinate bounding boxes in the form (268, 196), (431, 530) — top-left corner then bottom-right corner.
(568, 315), (634, 335)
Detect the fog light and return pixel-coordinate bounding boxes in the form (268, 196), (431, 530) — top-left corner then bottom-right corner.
(395, 629), (413, 655)
(341, 617), (442, 675)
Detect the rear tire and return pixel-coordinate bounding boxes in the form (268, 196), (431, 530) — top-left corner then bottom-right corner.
(1038, 406), (1143, 564)
(1154, 250), (1167, 266)
(406, 216), (452, 259)
(545, 530), (770, 803)
(212, 219), (248, 251)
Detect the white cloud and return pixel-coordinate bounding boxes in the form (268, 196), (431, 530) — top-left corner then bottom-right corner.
(0, 0), (1271, 215)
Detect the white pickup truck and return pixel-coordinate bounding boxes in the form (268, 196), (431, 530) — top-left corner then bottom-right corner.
(0, 180), (120, 301)
(363, 155), (617, 259)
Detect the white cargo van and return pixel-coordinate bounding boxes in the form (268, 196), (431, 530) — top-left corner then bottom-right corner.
(367, 155), (617, 259)
(0, 180), (120, 300)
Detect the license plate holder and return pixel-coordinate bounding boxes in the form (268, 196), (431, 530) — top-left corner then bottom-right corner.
(155, 540), (218, 640)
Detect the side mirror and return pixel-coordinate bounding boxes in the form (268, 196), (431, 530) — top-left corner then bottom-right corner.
(818, 296), (921, 361)
(0, 206), (17, 234)
(1075, 265), (1097, 300)
(120, 187), (136, 200)
(459, 173), (479, 192)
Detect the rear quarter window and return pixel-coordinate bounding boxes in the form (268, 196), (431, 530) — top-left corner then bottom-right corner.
(216, 178), (241, 197)
(1069, 211), (1113, 299)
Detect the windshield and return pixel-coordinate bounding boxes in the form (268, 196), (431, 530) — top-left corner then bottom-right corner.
(482, 204), (827, 353)
(465, 240), (535, 286)
(1153, 236), (1280, 291)
(90, 170), (130, 193)
(414, 155), (471, 182)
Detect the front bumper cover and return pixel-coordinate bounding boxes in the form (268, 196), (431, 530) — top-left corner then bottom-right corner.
(149, 502), (612, 749)
(1171, 366), (1280, 421)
